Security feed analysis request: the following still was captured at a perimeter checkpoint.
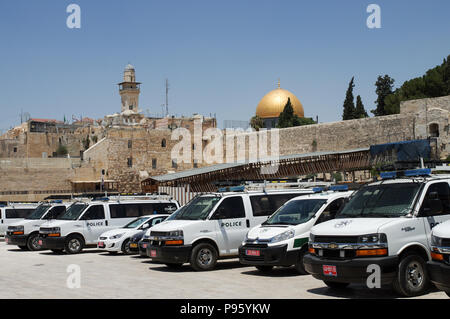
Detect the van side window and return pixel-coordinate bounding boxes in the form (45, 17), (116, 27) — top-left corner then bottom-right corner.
(250, 193), (301, 217)
(315, 198), (345, 225)
(5, 208), (35, 219)
(154, 203), (178, 214)
(45, 206), (66, 219)
(81, 205), (105, 220)
(420, 182), (450, 216)
(109, 204), (140, 218)
(212, 197), (245, 219)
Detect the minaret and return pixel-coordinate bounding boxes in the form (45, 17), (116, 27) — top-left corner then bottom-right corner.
(118, 64), (141, 113)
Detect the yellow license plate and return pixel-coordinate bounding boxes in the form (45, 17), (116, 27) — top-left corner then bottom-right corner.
(130, 243), (138, 248)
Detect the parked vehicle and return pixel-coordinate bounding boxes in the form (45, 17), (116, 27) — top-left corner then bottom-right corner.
(38, 195), (179, 254)
(0, 203), (40, 236)
(427, 219), (450, 297)
(239, 186), (353, 273)
(304, 169), (450, 297)
(98, 214), (168, 254)
(129, 231), (145, 254)
(5, 201), (69, 251)
(146, 187), (314, 271)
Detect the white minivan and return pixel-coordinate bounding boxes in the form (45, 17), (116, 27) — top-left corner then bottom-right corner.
(5, 201), (69, 251)
(38, 196), (179, 254)
(304, 169), (450, 297)
(239, 187), (353, 273)
(146, 188), (314, 271)
(427, 219), (450, 297)
(0, 203), (40, 236)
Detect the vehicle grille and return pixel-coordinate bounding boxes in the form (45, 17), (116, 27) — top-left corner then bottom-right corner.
(442, 238), (450, 247)
(243, 243), (268, 249)
(150, 231), (170, 237)
(319, 249), (356, 259)
(314, 236), (358, 244)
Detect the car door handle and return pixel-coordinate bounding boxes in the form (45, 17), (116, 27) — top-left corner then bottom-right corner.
(105, 220), (108, 226)
(246, 219), (250, 228)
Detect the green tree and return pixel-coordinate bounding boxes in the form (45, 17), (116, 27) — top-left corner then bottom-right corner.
(354, 95), (368, 118)
(372, 75), (395, 116)
(342, 77), (356, 120)
(250, 115), (264, 131)
(56, 144), (68, 156)
(277, 98), (298, 128)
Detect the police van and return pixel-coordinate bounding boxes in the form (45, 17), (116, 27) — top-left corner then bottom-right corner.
(0, 203), (40, 236)
(38, 196), (179, 254)
(5, 201), (69, 251)
(304, 168), (450, 297)
(427, 219), (450, 297)
(146, 187), (314, 271)
(239, 186), (353, 273)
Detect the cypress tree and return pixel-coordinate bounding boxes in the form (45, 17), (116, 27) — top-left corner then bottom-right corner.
(372, 75), (395, 116)
(277, 97), (296, 128)
(342, 77), (356, 120)
(354, 95), (368, 118)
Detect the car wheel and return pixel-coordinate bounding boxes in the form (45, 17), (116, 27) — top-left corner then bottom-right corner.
(445, 290), (450, 298)
(294, 249), (308, 275)
(190, 243), (218, 271)
(64, 235), (84, 254)
(27, 233), (42, 251)
(255, 265), (273, 272)
(393, 254), (430, 297)
(121, 239), (132, 255)
(324, 281), (350, 289)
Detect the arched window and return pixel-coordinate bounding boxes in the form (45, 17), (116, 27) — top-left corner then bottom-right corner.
(161, 139), (166, 147)
(430, 123), (439, 138)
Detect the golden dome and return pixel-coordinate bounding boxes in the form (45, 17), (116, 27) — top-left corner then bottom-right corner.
(256, 87), (304, 119)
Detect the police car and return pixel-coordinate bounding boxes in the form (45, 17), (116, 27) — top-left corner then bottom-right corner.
(0, 203), (40, 236)
(5, 201), (69, 251)
(97, 214), (168, 254)
(38, 196), (179, 254)
(427, 219), (450, 297)
(304, 168), (450, 297)
(146, 187), (314, 271)
(239, 186), (353, 273)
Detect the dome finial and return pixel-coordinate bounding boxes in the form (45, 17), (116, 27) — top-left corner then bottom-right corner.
(277, 78), (280, 89)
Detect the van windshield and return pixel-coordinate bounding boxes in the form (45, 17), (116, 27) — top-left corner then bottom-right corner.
(337, 183), (421, 218)
(264, 199), (326, 225)
(26, 205), (51, 220)
(58, 203), (88, 220)
(171, 196), (221, 220)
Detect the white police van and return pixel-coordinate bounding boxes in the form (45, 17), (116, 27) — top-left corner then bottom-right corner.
(38, 196), (179, 254)
(146, 187), (314, 271)
(427, 219), (450, 297)
(97, 214), (168, 254)
(0, 203), (39, 236)
(304, 168), (450, 297)
(239, 186), (353, 273)
(5, 201), (69, 251)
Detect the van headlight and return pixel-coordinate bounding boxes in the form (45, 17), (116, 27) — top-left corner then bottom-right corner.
(431, 234), (443, 247)
(269, 230), (295, 243)
(167, 230), (183, 239)
(357, 233), (387, 245)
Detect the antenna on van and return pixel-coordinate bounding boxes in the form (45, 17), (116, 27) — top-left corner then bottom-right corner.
(263, 180), (267, 193)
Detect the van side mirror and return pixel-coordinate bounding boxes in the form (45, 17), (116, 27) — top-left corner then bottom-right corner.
(422, 198), (443, 217)
(212, 207), (226, 220)
(427, 191), (439, 200)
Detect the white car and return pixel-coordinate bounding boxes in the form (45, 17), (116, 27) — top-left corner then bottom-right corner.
(239, 187), (353, 273)
(304, 168), (450, 297)
(97, 214), (168, 254)
(146, 188), (314, 271)
(427, 219), (450, 297)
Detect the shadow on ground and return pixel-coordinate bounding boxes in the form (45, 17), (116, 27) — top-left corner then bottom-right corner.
(149, 260), (248, 273)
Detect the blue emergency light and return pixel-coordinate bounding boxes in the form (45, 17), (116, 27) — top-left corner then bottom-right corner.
(330, 185), (349, 191)
(404, 168), (432, 177)
(313, 187), (324, 193)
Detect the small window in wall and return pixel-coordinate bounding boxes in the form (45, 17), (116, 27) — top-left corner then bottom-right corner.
(430, 123), (439, 138)
(172, 159), (177, 169)
(152, 158), (157, 169)
(161, 139), (166, 147)
(129, 105), (133, 110)
(13, 147), (17, 153)
(193, 161), (198, 168)
(127, 158), (133, 168)
(128, 140), (132, 148)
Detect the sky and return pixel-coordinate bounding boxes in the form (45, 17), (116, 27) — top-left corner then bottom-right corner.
(0, 0), (449, 132)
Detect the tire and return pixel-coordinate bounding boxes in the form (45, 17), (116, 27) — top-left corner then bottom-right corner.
(51, 249), (64, 254)
(26, 233), (42, 251)
(18, 245), (28, 251)
(392, 254), (430, 297)
(165, 263), (183, 269)
(189, 243), (218, 271)
(294, 249), (308, 275)
(445, 291), (450, 298)
(121, 239), (132, 255)
(324, 281), (350, 289)
(64, 235), (84, 254)
(255, 265), (273, 272)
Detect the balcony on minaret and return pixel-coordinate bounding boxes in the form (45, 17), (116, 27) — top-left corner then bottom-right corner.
(118, 82), (141, 92)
